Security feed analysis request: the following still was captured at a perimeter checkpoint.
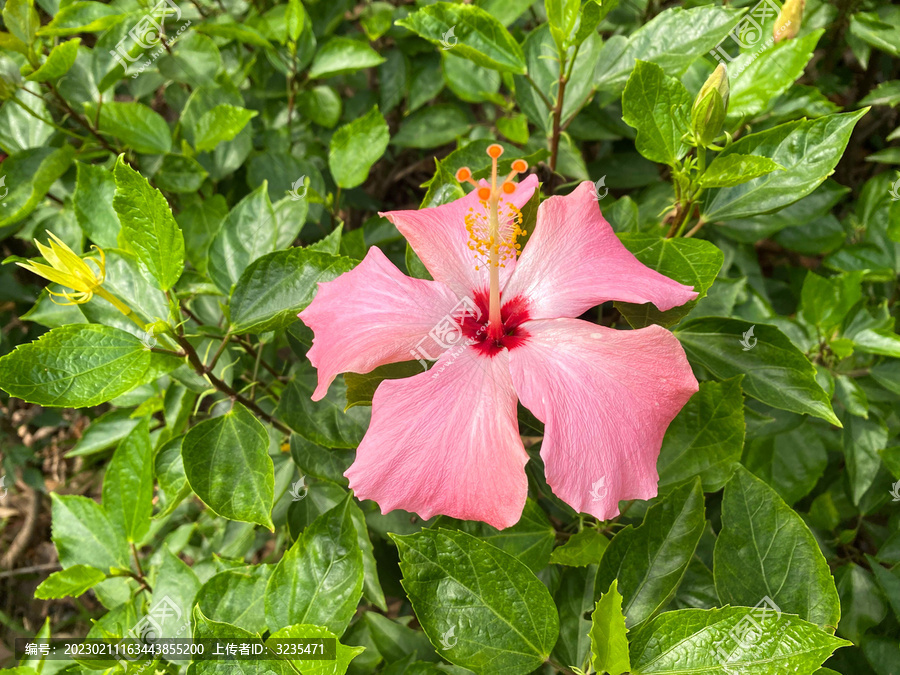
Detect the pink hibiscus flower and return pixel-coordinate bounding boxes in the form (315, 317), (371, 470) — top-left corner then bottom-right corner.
(299, 145), (699, 529)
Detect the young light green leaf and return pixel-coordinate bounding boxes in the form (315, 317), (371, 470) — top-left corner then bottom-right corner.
(329, 106), (389, 189)
(675, 318), (841, 426)
(0, 324), (157, 407)
(194, 104), (257, 153)
(181, 403), (275, 530)
(697, 154), (783, 189)
(37, 1), (123, 37)
(714, 466), (842, 630)
(596, 479), (705, 627)
(3, 0), (39, 45)
(189, 608), (291, 675)
(26, 38), (80, 82)
(622, 60), (692, 165)
(391, 528), (559, 674)
(550, 528), (609, 567)
(397, 3), (526, 74)
(0, 145), (75, 234)
(35, 565), (107, 600)
(113, 158), (185, 291)
(628, 606), (850, 673)
(590, 580), (630, 675)
(102, 417), (153, 543)
(265, 494), (364, 635)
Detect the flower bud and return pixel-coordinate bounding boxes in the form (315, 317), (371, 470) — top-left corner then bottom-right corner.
(690, 65), (729, 147)
(774, 0), (804, 42)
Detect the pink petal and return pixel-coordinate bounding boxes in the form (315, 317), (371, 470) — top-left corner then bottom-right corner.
(508, 318), (698, 520)
(381, 174), (538, 299)
(504, 181), (697, 320)
(298, 247), (460, 400)
(345, 346), (528, 529)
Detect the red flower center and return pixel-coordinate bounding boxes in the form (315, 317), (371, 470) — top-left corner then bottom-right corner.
(461, 290), (530, 356)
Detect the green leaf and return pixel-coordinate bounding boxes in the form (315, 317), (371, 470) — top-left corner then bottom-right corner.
(344, 361), (425, 409)
(392, 528), (559, 674)
(276, 364), (370, 448)
(698, 154), (783, 189)
(92, 101), (172, 154)
(675, 318), (841, 426)
(151, 546), (202, 641)
(101, 417), (153, 543)
(702, 110), (868, 221)
(181, 403), (275, 530)
(37, 1), (123, 36)
(308, 36), (385, 79)
(155, 154), (209, 194)
(0, 324), (158, 407)
(714, 466), (842, 630)
(615, 235), (724, 328)
(113, 158), (185, 291)
(657, 377), (744, 491)
(267, 624), (365, 675)
(50, 493), (130, 571)
(196, 566), (272, 634)
(297, 86), (343, 128)
(154, 436), (192, 518)
(799, 271), (863, 335)
(391, 104), (471, 149)
(397, 3), (526, 74)
(328, 106), (389, 189)
(189, 608), (291, 675)
(843, 414), (888, 506)
(34, 565), (107, 599)
(265, 494), (364, 635)
(628, 606), (850, 673)
(26, 38), (80, 82)
(194, 104), (257, 153)
(207, 183), (276, 292)
(3, 0), (38, 45)
(727, 31), (823, 120)
(590, 580), (630, 675)
(621, 60), (691, 165)
(594, 6), (744, 92)
(431, 499), (555, 573)
(73, 162), (119, 248)
(596, 479), (705, 628)
(230, 248), (356, 334)
(0, 145), (75, 235)
(549, 528), (609, 567)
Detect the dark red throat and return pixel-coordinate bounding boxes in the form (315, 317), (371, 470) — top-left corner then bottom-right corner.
(461, 290), (531, 357)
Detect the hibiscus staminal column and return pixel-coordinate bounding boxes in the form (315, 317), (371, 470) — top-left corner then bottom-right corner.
(455, 145), (529, 341)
